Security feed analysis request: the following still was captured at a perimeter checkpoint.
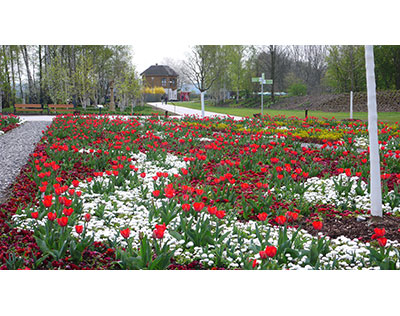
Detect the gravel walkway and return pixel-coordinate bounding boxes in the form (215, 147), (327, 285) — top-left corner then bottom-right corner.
(0, 121), (49, 203)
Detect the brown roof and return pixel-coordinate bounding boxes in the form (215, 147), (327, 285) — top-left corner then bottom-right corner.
(140, 64), (178, 77)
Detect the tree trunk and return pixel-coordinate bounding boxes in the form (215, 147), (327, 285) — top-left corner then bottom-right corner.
(22, 45), (35, 103)
(10, 47), (16, 105)
(270, 45), (276, 102)
(200, 91), (205, 118)
(365, 45), (382, 217)
(109, 80), (115, 111)
(16, 49), (24, 102)
(39, 45), (43, 104)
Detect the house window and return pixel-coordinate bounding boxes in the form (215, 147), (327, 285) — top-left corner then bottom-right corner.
(161, 78), (166, 87)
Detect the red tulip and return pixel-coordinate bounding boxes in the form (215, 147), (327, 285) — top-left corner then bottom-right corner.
(257, 212), (268, 221)
(207, 206), (217, 215)
(63, 208), (74, 216)
(312, 221), (323, 230)
(39, 186), (47, 193)
(31, 212), (39, 219)
(182, 204), (191, 212)
(72, 180), (80, 187)
(193, 202), (205, 212)
(57, 217), (68, 227)
(42, 195), (53, 208)
(84, 213), (91, 222)
(286, 211), (298, 222)
(275, 216), (286, 225)
(271, 157), (279, 164)
(140, 172), (146, 178)
(75, 225), (83, 234)
(265, 245), (277, 258)
(215, 210), (226, 219)
(152, 190), (160, 197)
(153, 223), (166, 239)
(377, 237), (387, 247)
(372, 228), (386, 240)
(47, 212), (57, 221)
(259, 250), (267, 259)
(120, 228), (130, 239)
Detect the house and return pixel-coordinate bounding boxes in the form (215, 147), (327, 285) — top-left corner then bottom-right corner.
(140, 64), (178, 100)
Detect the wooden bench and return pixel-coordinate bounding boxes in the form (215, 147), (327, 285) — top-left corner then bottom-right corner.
(48, 104), (75, 114)
(14, 104), (44, 114)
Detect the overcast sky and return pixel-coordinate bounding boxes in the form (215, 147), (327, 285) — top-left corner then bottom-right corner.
(131, 43), (191, 74)
(0, 8), (400, 76)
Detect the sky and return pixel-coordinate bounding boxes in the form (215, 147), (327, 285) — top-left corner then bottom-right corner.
(3, 1), (399, 68)
(131, 43), (191, 74)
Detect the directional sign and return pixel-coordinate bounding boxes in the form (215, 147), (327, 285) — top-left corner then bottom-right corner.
(251, 73), (273, 117)
(252, 77), (273, 84)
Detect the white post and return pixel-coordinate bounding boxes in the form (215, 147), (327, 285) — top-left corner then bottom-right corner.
(261, 73), (264, 116)
(350, 91), (353, 119)
(201, 91), (205, 118)
(365, 45), (382, 217)
(261, 80), (264, 116)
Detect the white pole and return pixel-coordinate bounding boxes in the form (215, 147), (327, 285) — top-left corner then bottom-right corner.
(365, 45), (382, 217)
(201, 91), (205, 119)
(261, 81), (264, 116)
(350, 91), (353, 119)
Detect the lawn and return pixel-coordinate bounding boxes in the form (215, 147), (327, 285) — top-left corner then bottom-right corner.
(171, 101), (400, 123)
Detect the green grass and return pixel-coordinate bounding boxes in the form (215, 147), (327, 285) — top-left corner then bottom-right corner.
(171, 101), (400, 123)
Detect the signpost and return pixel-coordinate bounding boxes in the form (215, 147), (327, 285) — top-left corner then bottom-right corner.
(252, 73), (273, 116)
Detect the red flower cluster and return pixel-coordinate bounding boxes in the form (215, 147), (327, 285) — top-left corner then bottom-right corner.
(153, 223), (167, 239)
(371, 228), (387, 247)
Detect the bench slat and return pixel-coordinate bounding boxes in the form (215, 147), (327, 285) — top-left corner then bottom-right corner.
(48, 104), (74, 108)
(15, 104), (42, 108)
(47, 104), (75, 114)
(14, 104), (44, 114)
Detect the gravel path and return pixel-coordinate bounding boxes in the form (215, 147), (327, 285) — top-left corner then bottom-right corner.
(0, 121), (49, 203)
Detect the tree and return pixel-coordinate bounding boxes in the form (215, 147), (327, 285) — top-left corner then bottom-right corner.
(183, 45), (221, 118)
(227, 45), (246, 104)
(107, 46), (132, 111)
(374, 45), (400, 90)
(115, 67), (141, 113)
(43, 55), (73, 104)
(325, 45), (366, 93)
(74, 54), (97, 109)
(257, 46), (290, 102)
(365, 45), (382, 218)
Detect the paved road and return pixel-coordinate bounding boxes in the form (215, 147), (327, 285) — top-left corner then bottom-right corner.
(148, 102), (243, 120)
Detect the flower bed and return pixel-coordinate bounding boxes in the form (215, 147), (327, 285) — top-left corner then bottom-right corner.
(0, 114), (23, 135)
(1, 114), (400, 269)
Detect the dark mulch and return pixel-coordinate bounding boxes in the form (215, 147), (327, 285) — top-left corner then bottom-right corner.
(303, 215), (400, 244)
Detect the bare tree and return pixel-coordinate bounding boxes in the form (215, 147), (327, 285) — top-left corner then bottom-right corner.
(183, 45), (221, 117)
